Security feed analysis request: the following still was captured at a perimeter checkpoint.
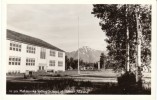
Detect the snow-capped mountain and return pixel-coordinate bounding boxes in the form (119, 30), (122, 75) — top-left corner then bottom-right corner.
(66, 46), (105, 63)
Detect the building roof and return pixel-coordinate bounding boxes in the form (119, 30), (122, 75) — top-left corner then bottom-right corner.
(7, 29), (65, 52)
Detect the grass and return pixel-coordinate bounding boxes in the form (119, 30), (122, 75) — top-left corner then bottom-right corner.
(6, 69), (151, 94)
(38, 69), (118, 78)
(6, 69), (118, 78)
(7, 78), (151, 94)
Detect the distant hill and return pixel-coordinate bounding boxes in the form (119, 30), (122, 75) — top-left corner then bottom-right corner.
(66, 46), (106, 63)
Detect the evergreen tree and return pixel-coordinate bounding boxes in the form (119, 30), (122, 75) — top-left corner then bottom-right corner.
(100, 53), (105, 69)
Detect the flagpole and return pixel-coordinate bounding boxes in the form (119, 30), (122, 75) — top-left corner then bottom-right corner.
(78, 16), (80, 74)
(78, 16), (80, 75)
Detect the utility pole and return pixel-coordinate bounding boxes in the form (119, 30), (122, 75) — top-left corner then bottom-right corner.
(78, 16), (80, 75)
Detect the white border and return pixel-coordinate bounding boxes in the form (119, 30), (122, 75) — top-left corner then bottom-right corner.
(1, 0), (156, 100)
(5, 0), (155, 4)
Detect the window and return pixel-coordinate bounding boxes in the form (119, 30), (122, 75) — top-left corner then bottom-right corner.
(10, 41), (21, 52)
(50, 50), (55, 57)
(58, 52), (63, 58)
(49, 60), (55, 66)
(9, 56), (21, 65)
(26, 58), (35, 66)
(58, 61), (63, 67)
(8, 70), (20, 74)
(27, 45), (36, 54)
(40, 48), (46, 59)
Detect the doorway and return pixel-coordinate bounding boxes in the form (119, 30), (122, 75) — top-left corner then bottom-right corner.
(39, 66), (45, 70)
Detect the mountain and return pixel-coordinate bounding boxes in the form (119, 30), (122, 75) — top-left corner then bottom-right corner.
(66, 46), (106, 63)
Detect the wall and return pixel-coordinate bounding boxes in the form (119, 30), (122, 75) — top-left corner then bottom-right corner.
(7, 39), (65, 73)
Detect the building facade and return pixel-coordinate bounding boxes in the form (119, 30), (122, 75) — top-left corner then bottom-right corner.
(7, 29), (65, 73)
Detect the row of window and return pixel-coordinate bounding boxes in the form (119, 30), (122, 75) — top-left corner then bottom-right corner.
(9, 41), (63, 58)
(9, 57), (63, 67)
(9, 56), (21, 65)
(26, 58), (35, 66)
(27, 45), (36, 54)
(40, 48), (63, 59)
(10, 42), (21, 51)
(8, 70), (20, 74)
(49, 60), (63, 67)
(58, 61), (63, 67)
(50, 50), (63, 58)
(50, 50), (55, 57)
(49, 60), (55, 66)
(58, 52), (63, 58)
(10, 41), (63, 59)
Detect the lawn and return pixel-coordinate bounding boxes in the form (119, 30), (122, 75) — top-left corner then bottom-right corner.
(6, 69), (151, 94)
(7, 69), (118, 83)
(39, 69), (119, 79)
(34, 69), (118, 83)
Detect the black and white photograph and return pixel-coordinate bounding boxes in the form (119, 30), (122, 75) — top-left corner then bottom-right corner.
(6, 4), (152, 95)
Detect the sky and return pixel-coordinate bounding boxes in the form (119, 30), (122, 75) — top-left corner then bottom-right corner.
(7, 4), (107, 52)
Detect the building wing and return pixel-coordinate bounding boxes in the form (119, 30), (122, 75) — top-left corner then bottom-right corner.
(7, 29), (65, 52)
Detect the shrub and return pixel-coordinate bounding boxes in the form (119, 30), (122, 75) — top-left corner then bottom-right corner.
(117, 71), (137, 93)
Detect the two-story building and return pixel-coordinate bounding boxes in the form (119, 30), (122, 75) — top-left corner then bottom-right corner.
(6, 29), (65, 73)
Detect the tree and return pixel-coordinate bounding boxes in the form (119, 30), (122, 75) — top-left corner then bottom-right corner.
(100, 53), (105, 69)
(69, 57), (74, 69)
(92, 4), (151, 80)
(74, 59), (78, 69)
(79, 59), (84, 67)
(65, 56), (70, 70)
(94, 62), (98, 69)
